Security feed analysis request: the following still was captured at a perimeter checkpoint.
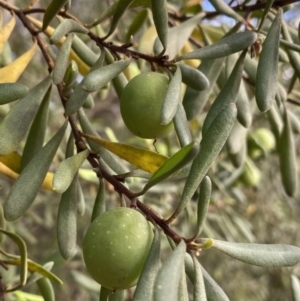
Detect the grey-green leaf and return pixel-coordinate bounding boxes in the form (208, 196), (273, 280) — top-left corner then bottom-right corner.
(0, 76), (52, 156)
(53, 34), (74, 84)
(81, 58), (131, 92)
(183, 58), (225, 120)
(161, 66), (182, 125)
(50, 19), (88, 44)
(206, 238), (300, 267)
(209, 0), (244, 22)
(154, 13), (205, 59)
(4, 121), (68, 221)
(132, 228), (161, 301)
(125, 9), (148, 42)
(154, 240), (186, 301)
(42, 0), (69, 31)
(151, 0), (168, 55)
(255, 9), (282, 112)
(174, 102), (192, 147)
(57, 174), (78, 260)
(201, 265), (230, 301)
(236, 80), (252, 128)
(142, 141), (199, 194)
(177, 63), (209, 91)
(202, 50), (246, 135)
(278, 108), (298, 197)
(282, 20), (300, 79)
(291, 275), (300, 301)
(168, 103), (237, 222)
(37, 277), (55, 301)
(0, 83), (29, 104)
(192, 176), (211, 240)
(192, 254), (207, 301)
(65, 52), (105, 115)
(257, 0), (275, 31)
(104, 0), (135, 39)
(53, 149), (89, 194)
(21, 86), (51, 170)
(176, 31), (257, 61)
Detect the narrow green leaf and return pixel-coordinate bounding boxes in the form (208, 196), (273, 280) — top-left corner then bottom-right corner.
(37, 277), (55, 301)
(4, 121), (68, 221)
(104, 50), (128, 98)
(205, 238), (300, 267)
(104, 0), (135, 39)
(0, 83), (29, 104)
(0, 228), (27, 286)
(282, 19), (300, 79)
(125, 9), (149, 42)
(21, 86), (51, 170)
(50, 19), (88, 44)
(43, 0), (69, 31)
(62, 61), (78, 97)
(142, 141), (199, 194)
(278, 108), (298, 197)
(209, 0), (244, 22)
(151, 0), (168, 55)
(174, 102), (192, 147)
(57, 174), (78, 260)
(154, 13), (205, 59)
(267, 104), (283, 141)
(192, 254), (207, 301)
(177, 63), (209, 91)
(255, 9), (282, 112)
(236, 80), (252, 128)
(161, 66), (182, 125)
(0, 205), (6, 243)
(183, 58), (225, 120)
(81, 58), (131, 92)
(291, 275), (300, 301)
(133, 228), (161, 301)
(53, 34), (74, 84)
(201, 265), (230, 301)
(176, 31), (257, 61)
(191, 176), (211, 240)
(71, 35), (99, 67)
(100, 287), (112, 301)
(77, 108), (128, 174)
(226, 121), (247, 167)
(257, 0), (275, 31)
(202, 50), (246, 135)
(65, 52), (105, 115)
(154, 240), (186, 301)
(53, 149), (89, 193)
(0, 76), (52, 156)
(91, 178), (106, 222)
(178, 264), (189, 301)
(81, 132), (168, 174)
(168, 103), (237, 222)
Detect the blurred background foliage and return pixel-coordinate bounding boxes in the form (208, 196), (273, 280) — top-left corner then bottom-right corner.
(0, 0), (300, 300)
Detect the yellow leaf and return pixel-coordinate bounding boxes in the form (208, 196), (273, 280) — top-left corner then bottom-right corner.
(27, 16), (90, 75)
(0, 15), (16, 54)
(0, 152), (53, 190)
(81, 133), (168, 173)
(0, 42), (37, 83)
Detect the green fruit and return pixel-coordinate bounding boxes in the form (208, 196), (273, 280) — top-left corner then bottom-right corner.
(82, 207), (153, 290)
(120, 72), (173, 139)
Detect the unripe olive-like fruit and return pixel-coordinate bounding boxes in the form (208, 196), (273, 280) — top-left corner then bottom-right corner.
(120, 72), (173, 139)
(83, 207), (153, 290)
